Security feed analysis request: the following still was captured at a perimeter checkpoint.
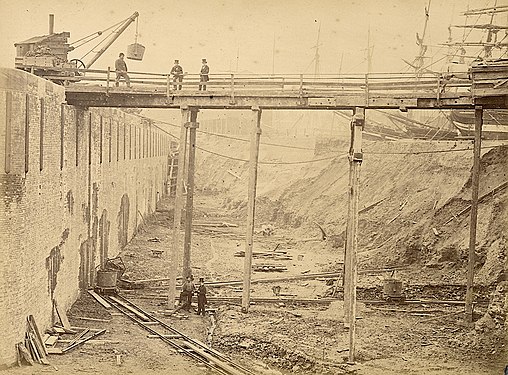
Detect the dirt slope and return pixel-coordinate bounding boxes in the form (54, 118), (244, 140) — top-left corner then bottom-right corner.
(195, 134), (507, 284)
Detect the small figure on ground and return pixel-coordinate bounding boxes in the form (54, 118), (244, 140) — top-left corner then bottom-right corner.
(199, 58), (209, 91)
(171, 59), (184, 90)
(183, 274), (195, 311)
(196, 277), (207, 315)
(115, 53), (131, 88)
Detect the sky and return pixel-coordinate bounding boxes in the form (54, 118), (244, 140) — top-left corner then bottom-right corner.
(1, 0), (504, 76)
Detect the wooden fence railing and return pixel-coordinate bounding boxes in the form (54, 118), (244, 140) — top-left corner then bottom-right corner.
(46, 67), (477, 100)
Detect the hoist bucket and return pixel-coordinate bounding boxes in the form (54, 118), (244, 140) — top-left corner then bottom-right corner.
(127, 43), (145, 61)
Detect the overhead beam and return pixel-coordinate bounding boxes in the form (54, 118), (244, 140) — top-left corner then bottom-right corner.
(64, 91), (489, 110)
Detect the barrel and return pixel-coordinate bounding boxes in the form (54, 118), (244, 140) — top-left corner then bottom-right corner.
(126, 43), (145, 61)
(96, 270), (118, 288)
(383, 278), (403, 298)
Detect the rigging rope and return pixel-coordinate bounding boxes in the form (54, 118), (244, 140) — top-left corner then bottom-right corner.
(79, 16), (131, 60)
(70, 18), (128, 50)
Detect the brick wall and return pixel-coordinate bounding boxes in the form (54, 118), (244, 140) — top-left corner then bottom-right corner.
(0, 68), (171, 367)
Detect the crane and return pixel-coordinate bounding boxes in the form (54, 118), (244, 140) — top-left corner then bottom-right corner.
(14, 12), (141, 82)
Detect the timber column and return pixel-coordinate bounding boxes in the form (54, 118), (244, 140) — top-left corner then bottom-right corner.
(168, 107), (189, 307)
(343, 108), (354, 327)
(465, 105), (483, 322)
(241, 107), (262, 313)
(182, 108), (199, 279)
(344, 107), (364, 363)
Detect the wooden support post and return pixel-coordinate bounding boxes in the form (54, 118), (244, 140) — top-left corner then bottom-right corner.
(182, 108), (199, 279)
(241, 107), (262, 313)
(166, 74), (171, 99)
(168, 107), (189, 307)
(345, 107), (364, 363)
(343, 111), (354, 327)
(465, 106), (482, 322)
(106, 67), (110, 97)
(230, 74), (235, 104)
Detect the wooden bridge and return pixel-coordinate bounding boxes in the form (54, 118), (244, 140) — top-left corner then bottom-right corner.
(56, 62), (508, 110)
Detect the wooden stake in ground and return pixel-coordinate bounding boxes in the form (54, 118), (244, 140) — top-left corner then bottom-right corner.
(241, 107), (262, 313)
(183, 108), (199, 279)
(343, 110), (354, 327)
(345, 107), (364, 363)
(168, 107), (189, 307)
(465, 106), (482, 322)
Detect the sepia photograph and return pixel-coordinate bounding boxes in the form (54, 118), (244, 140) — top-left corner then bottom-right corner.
(0, 0), (507, 374)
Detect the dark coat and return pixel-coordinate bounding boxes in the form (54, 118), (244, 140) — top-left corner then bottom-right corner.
(115, 58), (128, 72)
(171, 64), (183, 76)
(200, 64), (209, 81)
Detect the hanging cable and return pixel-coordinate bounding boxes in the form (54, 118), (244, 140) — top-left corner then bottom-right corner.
(78, 15), (133, 61)
(194, 145), (339, 165)
(70, 18), (128, 50)
(135, 17), (139, 44)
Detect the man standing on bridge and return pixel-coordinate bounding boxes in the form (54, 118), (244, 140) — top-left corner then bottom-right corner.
(115, 53), (131, 88)
(171, 59), (184, 90)
(199, 58), (209, 91)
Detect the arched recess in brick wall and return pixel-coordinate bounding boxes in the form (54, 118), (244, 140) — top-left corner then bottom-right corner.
(118, 194), (129, 248)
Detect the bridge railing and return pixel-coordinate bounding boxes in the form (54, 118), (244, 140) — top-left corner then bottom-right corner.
(56, 67), (473, 100)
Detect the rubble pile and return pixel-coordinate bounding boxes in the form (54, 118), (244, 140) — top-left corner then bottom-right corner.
(215, 333), (317, 373)
(476, 281), (508, 332)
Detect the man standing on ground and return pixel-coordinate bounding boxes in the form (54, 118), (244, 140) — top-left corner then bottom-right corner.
(183, 275), (195, 311)
(171, 59), (184, 90)
(199, 58), (209, 90)
(196, 277), (207, 315)
(115, 53), (131, 88)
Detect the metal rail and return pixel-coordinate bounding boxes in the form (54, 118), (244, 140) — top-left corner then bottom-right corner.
(102, 293), (255, 375)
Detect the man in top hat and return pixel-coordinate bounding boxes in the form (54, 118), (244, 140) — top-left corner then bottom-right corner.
(170, 59), (184, 90)
(115, 53), (131, 88)
(199, 59), (209, 91)
(196, 277), (207, 316)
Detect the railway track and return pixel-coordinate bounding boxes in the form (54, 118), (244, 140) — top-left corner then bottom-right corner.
(102, 294), (256, 375)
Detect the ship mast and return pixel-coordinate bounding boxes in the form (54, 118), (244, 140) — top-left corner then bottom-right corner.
(414, 0), (431, 76)
(446, 0), (508, 62)
(367, 26), (374, 73)
(313, 23), (321, 77)
(484, 0), (498, 58)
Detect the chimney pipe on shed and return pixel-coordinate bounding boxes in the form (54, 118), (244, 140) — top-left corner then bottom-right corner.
(49, 14), (54, 34)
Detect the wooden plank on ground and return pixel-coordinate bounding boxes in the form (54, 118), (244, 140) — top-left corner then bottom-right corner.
(147, 334), (183, 339)
(87, 290), (112, 309)
(27, 316), (49, 361)
(17, 343), (34, 365)
(71, 316), (111, 323)
(54, 300), (71, 329)
(46, 347), (63, 355)
(68, 329), (89, 347)
(62, 329), (107, 353)
(109, 296), (150, 321)
(44, 336), (58, 346)
(26, 333), (40, 363)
